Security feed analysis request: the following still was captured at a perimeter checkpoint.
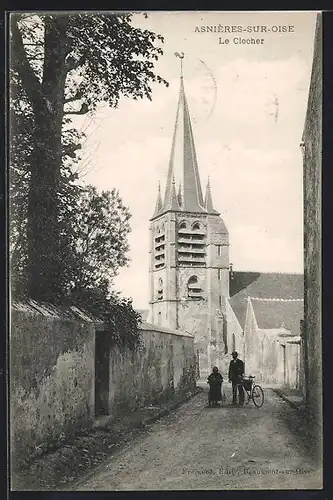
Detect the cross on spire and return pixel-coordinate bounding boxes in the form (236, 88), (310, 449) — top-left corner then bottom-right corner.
(175, 51), (184, 78)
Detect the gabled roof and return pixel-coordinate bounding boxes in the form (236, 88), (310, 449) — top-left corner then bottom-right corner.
(250, 297), (304, 336)
(229, 271), (304, 329)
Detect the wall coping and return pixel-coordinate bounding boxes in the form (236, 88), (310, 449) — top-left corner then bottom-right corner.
(11, 300), (104, 324)
(11, 301), (194, 339)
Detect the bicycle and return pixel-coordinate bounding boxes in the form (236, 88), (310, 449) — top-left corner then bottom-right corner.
(233, 375), (264, 408)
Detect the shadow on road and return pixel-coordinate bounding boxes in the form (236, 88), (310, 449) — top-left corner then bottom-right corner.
(275, 403), (321, 465)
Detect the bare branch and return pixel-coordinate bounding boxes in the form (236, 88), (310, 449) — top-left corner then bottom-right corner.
(11, 17), (44, 110)
(23, 42), (44, 46)
(26, 54), (44, 61)
(64, 102), (89, 115)
(64, 90), (83, 103)
(66, 53), (87, 72)
(62, 143), (81, 158)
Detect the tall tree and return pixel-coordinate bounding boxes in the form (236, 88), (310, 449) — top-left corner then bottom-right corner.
(71, 185), (132, 293)
(10, 12), (168, 302)
(10, 74), (83, 298)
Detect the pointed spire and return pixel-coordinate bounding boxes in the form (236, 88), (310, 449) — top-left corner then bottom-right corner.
(177, 181), (182, 207)
(205, 177), (218, 214)
(163, 85), (181, 211)
(162, 54), (205, 214)
(182, 85), (205, 211)
(153, 182), (163, 216)
(164, 175), (180, 211)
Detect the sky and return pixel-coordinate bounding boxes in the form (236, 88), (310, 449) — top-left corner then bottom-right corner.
(74, 11), (318, 309)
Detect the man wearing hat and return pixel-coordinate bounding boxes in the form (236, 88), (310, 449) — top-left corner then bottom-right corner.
(228, 351), (245, 405)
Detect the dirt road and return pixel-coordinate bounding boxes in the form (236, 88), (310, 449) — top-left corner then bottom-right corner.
(76, 385), (322, 491)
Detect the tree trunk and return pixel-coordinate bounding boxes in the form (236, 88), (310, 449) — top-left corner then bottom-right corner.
(25, 15), (69, 302)
(26, 110), (63, 301)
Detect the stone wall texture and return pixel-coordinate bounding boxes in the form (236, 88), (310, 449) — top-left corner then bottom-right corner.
(10, 304), (96, 471)
(107, 327), (196, 413)
(302, 14), (322, 444)
(243, 300), (302, 388)
(10, 303), (196, 472)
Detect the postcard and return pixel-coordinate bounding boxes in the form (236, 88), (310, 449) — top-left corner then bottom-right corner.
(9, 10), (322, 491)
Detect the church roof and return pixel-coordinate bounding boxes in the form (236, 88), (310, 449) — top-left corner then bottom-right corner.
(205, 178), (219, 214)
(164, 175), (181, 211)
(152, 182), (163, 217)
(229, 271), (304, 329)
(153, 68), (219, 219)
(164, 76), (205, 213)
(250, 297), (304, 336)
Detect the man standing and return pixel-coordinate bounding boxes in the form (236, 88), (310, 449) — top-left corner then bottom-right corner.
(228, 351), (245, 405)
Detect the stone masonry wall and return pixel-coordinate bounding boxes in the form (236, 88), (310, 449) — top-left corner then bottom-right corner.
(10, 304), (95, 471)
(226, 299), (245, 361)
(302, 14), (322, 442)
(107, 328), (196, 413)
(243, 300), (300, 387)
(10, 304), (196, 472)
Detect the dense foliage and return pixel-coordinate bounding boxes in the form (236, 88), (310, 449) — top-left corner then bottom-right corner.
(10, 12), (167, 348)
(11, 12), (167, 301)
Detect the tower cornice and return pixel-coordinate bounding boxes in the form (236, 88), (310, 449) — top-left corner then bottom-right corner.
(150, 208), (221, 221)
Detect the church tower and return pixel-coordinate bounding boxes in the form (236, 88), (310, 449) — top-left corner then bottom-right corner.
(149, 58), (230, 376)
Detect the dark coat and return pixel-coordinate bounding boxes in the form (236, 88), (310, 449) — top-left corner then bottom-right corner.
(228, 358), (244, 381)
(208, 372), (223, 401)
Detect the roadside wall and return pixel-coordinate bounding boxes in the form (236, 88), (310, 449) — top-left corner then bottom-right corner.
(302, 14), (322, 447)
(107, 325), (196, 413)
(10, 303), (196, 472)
(10, 302), (96, 470)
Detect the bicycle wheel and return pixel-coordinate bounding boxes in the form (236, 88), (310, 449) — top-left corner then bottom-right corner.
(233, 384), (246, 406)
(252, 385), (264, 407)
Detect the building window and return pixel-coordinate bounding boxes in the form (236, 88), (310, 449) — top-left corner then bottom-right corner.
(219, 295), (222, 307)
(218, 268), (222, 280)
(217, 245), (222, 256)
(187, 275), (203, 299)
(158, 312), (162, 325)
(232, 333), (236, 352)
(177, 220), (206, 267)
(154, 222), (165, 269)
(157, 278), (163, 301)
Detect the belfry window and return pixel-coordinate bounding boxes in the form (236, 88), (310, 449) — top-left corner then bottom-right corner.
(157, 278), (163, 301)
(187, 276), (203, 299)
(177, 219), (206, 267)
(154, 221), (165, 269)
(217, 245), (222, 256)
